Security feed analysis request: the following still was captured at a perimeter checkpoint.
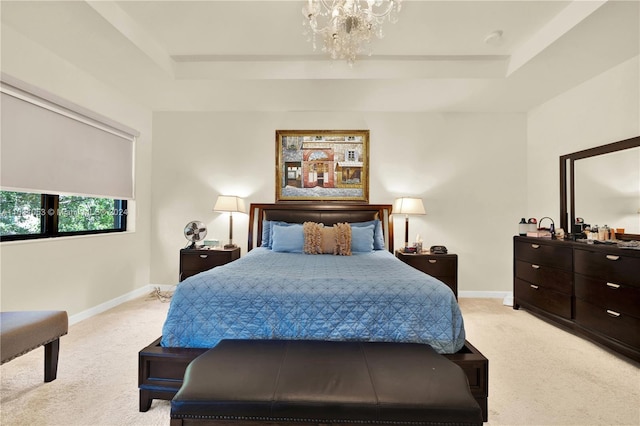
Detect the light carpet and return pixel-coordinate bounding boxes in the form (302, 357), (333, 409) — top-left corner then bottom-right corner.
(1, 296), (638, 425)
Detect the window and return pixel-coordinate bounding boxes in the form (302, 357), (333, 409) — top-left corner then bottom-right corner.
(0, 75), (135, 242)
(0, 190), (127, 241)
(0, 191), (41, 236)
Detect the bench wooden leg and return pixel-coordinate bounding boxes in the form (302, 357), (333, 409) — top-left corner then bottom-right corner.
(44, 338), (60, 382)
(140, 390), (152, 412)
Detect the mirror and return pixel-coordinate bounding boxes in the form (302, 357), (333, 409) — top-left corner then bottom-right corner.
(575, 148), (640, 233)
(560, 136), (640, 240)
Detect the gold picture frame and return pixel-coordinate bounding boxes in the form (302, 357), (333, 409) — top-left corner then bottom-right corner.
(275, 130), (369, 202)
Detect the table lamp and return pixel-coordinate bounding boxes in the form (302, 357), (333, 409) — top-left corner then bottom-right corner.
(394, 197), (426, 248)
(213, 195), (246, 249)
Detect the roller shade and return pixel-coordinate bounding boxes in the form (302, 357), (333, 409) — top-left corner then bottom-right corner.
(0, 76), (136, 199)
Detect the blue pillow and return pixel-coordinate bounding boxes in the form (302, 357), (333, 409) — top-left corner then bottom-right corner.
(351, 224), (375, 253)
(261, 220), (272, 247)
(261, 220), (292, 248)
(271, 224), (304, 253)
(351, 220), (385, 250)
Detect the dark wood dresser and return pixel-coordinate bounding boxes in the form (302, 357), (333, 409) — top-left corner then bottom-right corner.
(514, 236), (640, 362)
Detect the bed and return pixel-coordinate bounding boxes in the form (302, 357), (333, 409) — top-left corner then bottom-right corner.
(139, 203), (488, 420)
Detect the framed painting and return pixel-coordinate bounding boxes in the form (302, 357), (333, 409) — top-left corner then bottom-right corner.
(275, 130), (369, 202)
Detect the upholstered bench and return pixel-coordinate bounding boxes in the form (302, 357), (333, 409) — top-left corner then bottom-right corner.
(170, 339), (482, 426)
(0, 311), (68, 382)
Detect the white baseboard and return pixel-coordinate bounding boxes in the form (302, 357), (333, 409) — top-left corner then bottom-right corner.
(459, 291), (513, 306)
(502, 292), (514, 307)
(68, 284), (175, 325)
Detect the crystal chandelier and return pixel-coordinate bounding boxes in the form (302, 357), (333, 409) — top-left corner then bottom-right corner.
(302, 0), (403, 66)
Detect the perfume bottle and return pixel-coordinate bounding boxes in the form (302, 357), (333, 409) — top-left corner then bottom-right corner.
(518, 218), (527, 236)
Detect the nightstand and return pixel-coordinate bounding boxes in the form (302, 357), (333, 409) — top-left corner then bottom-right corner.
(179, 247), (240, 282)
(396, 251), (458, 298)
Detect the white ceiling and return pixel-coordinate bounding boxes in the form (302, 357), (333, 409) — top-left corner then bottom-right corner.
(1, 0), (638, 112)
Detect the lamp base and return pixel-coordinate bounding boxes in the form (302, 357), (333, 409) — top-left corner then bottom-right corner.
(224, 243), (237, 249)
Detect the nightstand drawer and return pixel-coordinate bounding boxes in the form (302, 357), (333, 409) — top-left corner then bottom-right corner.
(435, 275), (456, 292)
(181, 252), (229, 270)
(401, 255), (456, 276)
(396, 251), (458, 297)
(179, 248), (240, 282)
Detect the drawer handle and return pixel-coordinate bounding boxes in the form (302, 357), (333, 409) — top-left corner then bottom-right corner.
(531, 244), (540, 249)
(530, 284), (539, 290)
(606, 309), (621, 318)
(606, 255), (620, 261)
(199, 254), (209, 259)
(428, 259), (437, 264)
(606, 282), (621, 289)
(531, 264), (540, 269)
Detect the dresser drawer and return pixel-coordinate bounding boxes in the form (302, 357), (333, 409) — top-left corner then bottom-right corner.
(515, 241), (572, 270)
(575, 299), (640, 348)
(574, 248), (640, 287)
(515, 260), (572, 295)
(575, 274), (640, 317)
(514, 278), (572, 319)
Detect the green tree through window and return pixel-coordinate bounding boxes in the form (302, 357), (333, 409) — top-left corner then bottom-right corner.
(0, 191), (126, 240)
(0, 191), (42, 235)
(58, 195), (121, 232)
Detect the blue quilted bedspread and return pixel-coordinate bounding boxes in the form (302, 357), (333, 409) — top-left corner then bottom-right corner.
(161, 248), (465, 354)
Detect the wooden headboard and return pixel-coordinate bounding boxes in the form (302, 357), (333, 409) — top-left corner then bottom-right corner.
(248, 203), (394, 253)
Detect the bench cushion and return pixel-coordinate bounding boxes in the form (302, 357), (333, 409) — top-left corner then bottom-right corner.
(171, 339), (482, 425)
(1, 311), (68, 363)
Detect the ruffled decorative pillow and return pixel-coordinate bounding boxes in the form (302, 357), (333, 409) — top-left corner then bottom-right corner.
(303, 222), (351, 255)
(303, 222), (323, 254)
(333, 222), (352, 256)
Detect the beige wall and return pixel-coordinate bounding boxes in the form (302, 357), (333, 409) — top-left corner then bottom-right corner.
(527, 55), (640, 233)
(0, 27), (153, 317)
(150, 111), (527, 294)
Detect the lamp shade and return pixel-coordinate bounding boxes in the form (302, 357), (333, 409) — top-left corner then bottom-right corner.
(394, 197), (426, 215)
(213, 195), (246, 213)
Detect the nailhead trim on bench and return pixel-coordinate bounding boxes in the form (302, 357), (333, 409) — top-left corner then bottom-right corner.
(0, 335), (66, 364)
(172, 414), (477, 426)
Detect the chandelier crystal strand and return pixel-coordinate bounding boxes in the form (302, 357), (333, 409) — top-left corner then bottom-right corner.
(302, 0), (402, 66)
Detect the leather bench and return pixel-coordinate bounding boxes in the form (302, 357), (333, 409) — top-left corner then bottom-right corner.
(0, 311), (68, 382)
(170, 339), (482, 426)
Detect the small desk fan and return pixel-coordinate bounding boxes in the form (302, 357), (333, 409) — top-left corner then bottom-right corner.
(184, 221), (207, 249)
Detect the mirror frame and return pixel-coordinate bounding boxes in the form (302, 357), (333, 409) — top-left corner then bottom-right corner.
(560, 135), (640, 240)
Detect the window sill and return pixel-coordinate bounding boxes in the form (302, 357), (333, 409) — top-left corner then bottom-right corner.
(0, 230), (136, 246)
